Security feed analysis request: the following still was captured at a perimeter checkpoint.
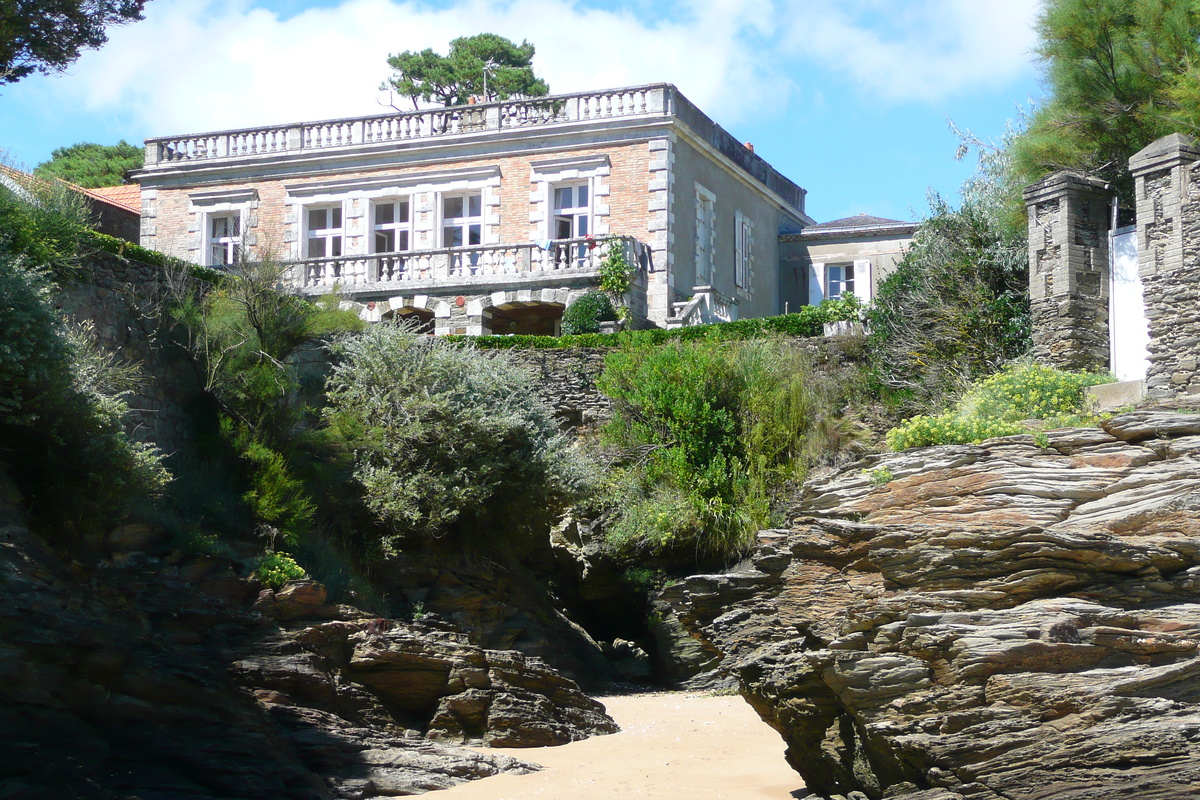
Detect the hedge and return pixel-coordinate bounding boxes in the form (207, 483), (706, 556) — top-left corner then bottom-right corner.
(447, 300), (861, 350)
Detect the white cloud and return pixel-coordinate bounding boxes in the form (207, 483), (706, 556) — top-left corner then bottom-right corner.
(17, 0), (1040, 141)
(780, 0), (1042, 103)
(29, 0), (789, 137)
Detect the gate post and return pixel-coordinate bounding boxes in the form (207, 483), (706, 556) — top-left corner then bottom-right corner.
(1023, 171), (1113, 371)
(1129, 133), (1200, 398)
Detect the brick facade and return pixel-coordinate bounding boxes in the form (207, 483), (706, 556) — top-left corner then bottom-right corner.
(136, 85), (808, 333)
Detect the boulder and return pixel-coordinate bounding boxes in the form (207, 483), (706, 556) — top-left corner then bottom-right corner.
(665, 419), (1200, 798)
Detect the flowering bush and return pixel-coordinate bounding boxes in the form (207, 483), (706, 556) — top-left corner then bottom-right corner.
(886, 362), (1114, 450)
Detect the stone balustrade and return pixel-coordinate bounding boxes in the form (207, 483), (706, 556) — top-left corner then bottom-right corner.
(289, 235), (644, 293)
(145, 86), (668, 166)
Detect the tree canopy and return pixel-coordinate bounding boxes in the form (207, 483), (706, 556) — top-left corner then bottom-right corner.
(384, 33), (549, 108)
(34, 140), (142, 187)
(0, 0), (146, 86)
(1011, 0), (1200, 203)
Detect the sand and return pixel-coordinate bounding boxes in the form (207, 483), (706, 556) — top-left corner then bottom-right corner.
(434, 691), (807, 799)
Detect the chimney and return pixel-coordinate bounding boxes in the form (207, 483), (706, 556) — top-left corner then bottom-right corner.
(744, 142), (754, 153)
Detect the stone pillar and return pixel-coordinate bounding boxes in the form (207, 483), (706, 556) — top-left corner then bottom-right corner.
(1023, 171), (1113, 371)
(1129, 133), (1200, 398)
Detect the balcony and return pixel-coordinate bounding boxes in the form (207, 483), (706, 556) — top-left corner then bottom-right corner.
(144, 86), (671, 166)
(286, 235), (648, 297)
(138, 83), (804, 212)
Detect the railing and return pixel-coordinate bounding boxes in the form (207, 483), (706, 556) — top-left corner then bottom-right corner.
(666, 285), (739, 328)
(289, 235), (646, 290)
(148, 86), (669, 165)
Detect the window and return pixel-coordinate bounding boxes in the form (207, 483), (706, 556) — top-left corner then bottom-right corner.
(552, 184), (589, 239)
(442, 193), (482, 248)
(373, 199), (411, 252)
(734, 214), (752, 289)
(306, 205), (343, 258)
(695, 188), (715, 284)
(208, 213), (240, 267)
(826, 263), (854, 300)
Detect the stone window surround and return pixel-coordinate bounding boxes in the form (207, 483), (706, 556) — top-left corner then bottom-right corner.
(187, 188), (258, 265)
(304, 203), (345, 259)
(283, 166), (501, 260)
(529, 154), (611, 240)
(695, 182), (716, 286)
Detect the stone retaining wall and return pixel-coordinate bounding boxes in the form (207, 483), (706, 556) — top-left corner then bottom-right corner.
(505, 348), (612, 428)
(55, 252), (201, 456)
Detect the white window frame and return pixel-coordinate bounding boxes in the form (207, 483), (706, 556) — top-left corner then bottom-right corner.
(440, 192), (483, 249)
(372, 197), (412, 253)
(695, 185), (716, 285)
(206, 211), (242, 268)
(734, 211), (753, 290)
(826, 263), (855, 300)
(305, 203), (344, 259)
(550, 182), (591, 240)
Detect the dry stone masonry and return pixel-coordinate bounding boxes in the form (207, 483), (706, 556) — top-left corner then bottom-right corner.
(1023, 171), (1112, 371)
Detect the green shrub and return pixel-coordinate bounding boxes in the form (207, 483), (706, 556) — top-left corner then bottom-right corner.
(886, 362), (1115, 450)
(222, 418), (315, 547)
(0, 253), (169, 532)
(562, 291), (617, 335)
(325, 323), (596, 552)
(866, 187), (1030, 417)
(255, 552), (307, 589)
(449, 301), (862, 350)
(597, 338), (853, 563)
(597, 240), (634, 299)
(0, 178), (90, 281)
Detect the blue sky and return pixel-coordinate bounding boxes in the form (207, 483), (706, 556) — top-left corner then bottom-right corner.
(0, 0), (1045, 223)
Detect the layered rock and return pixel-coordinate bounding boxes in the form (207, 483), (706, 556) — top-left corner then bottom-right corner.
(667, 415), (1200, 799)
(0, 496), (616, 798)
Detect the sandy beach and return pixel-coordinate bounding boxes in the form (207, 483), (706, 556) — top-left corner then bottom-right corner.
(435, 691), (807, 799)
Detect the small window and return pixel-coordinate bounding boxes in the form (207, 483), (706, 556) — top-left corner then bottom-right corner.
(373, 198), (411, 253)
(306, 205), (343, 259)
(443, 193), (482, 248)
(208, 213), (240, 267)
(552, 183), (589, 239)
(826, 263), (854, 300)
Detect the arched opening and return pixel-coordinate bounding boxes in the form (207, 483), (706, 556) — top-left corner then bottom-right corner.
(383, 306), (435, 334)
(486, 302), (565, 336)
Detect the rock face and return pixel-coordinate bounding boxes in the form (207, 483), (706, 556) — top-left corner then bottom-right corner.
(0, 498), (616, 798)
(668, 416), (1200, 799)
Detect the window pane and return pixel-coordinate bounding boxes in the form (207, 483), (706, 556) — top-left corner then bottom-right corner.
(398, 230), (410, 250)
(445, 226), (463, 247)
(468, 224), (481, 246)
(468, 194), (481, 217)
(375, 203), (393, 225)
(211, 244), (224, 264)
(554, 187), (569, 210)
(309, 208), (326, 230)
(577, 185), (588, 206)
(331, 207), (342, 228)
(845, 264), (855, 281)
(398, 199), (410, 223)
(308, 238), (326, 258)
(376, 230), (395, 252)
(578, 215), (588, 236)
(444, 196), (463, 218)
(231, 215), (241, 235)
(555, 217), (572, 239)
(331, 236), (342, 257)
(230, 243), (240, 263)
